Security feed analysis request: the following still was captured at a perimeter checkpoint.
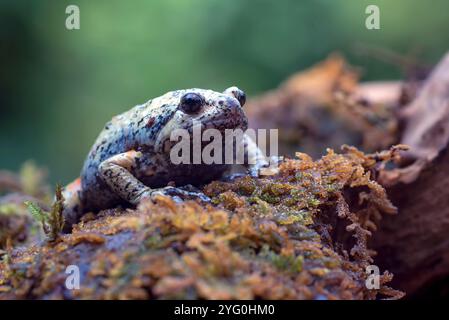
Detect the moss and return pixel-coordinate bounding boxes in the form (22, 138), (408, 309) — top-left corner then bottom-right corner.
(258, 245), (304, 274)
(25, 184), (65, 242)
(0, 147), (404, 300)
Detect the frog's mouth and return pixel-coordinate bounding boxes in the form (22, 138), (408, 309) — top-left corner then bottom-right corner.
(186, 113), (248, 132)
(155, 113), (248, 154)
(193, 118), (247, 132)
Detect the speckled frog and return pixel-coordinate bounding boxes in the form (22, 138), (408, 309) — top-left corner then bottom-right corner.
(62, 87), (269, 231)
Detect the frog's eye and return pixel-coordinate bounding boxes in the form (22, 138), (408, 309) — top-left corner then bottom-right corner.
(224, 86), (246, 107)
(179, 92), (205, 114)
(233, 89), (246, 107)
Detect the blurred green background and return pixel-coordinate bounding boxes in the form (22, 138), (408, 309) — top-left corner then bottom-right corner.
(1, 0), (448, 184)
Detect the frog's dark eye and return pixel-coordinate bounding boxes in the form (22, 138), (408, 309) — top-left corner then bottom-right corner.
(179, 92), (205, 114)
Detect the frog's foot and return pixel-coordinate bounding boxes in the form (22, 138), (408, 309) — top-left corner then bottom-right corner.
(248, 155), (282, 178)
(177, 185), (211, 202)
(137, 185), (211, 204)
(221, 172), (247, 182)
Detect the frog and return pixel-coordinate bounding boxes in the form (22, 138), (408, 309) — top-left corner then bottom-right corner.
(62, 87), (270, 232)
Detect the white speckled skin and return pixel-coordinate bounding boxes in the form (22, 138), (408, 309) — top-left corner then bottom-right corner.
(62, 87), (268, 231)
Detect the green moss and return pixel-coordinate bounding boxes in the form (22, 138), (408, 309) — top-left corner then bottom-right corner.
(25, 184), (65, 242)
(258, 245), (304, 274)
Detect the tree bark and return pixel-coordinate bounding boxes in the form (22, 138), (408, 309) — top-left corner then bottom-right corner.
(374, 147), (449, 295)
(373, 52), (449, 296)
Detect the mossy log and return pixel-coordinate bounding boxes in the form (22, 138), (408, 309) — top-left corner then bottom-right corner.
(0, 150), (403, 299)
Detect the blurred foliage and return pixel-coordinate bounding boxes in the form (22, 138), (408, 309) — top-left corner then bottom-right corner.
(0, 0), (448, 183)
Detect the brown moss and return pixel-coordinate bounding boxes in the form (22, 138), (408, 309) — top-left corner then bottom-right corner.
(0, 148), (404, 300)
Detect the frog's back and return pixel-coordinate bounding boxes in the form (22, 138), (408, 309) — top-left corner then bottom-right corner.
(78, 93), (182, 211)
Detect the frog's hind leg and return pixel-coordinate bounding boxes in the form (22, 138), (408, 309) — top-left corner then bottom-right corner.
(62, 177), (82, 232)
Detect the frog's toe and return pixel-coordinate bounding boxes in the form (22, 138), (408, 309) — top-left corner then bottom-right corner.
(135, 188), (155, 203)
(249, 168), (260, 178)
(221, 172), (247, 182)
(193, 192), (211, 203)
(269, 155), (283, 166)
(150, 186), (211, 203)
(178, 185), (211, 203)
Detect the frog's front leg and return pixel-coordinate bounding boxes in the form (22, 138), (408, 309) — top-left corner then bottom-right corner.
(99, 150), (151, 205)
(99, 150), (209, 204)
(242, 133), (272, 177)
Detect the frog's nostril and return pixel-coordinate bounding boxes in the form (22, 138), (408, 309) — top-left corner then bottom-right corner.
(225, 98), (245, 119)
(226, 97), (240, 109)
